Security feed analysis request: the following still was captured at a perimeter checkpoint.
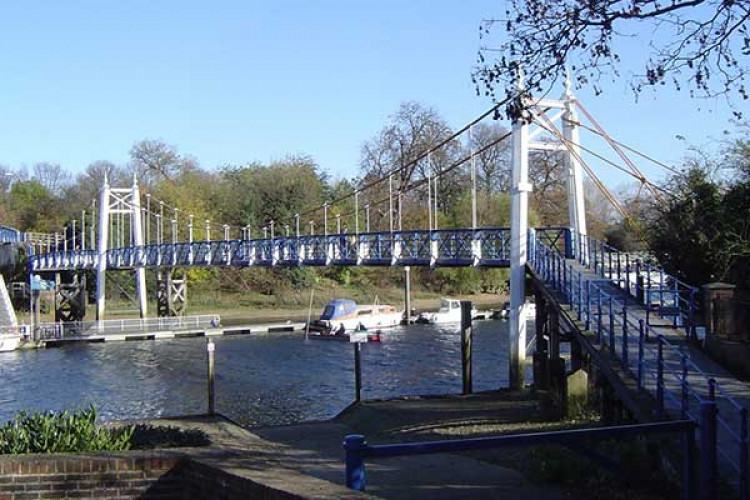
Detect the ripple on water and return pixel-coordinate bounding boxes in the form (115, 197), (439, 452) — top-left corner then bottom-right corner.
(0, 321), (524, 426)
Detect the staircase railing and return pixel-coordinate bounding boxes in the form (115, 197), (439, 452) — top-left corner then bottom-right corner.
(530, 235), (748, 498)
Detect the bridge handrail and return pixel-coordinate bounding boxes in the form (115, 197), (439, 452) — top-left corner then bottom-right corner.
(530, 235), (748, 495)
(342, 420), (701, 497)
(570, 230), (700, 339)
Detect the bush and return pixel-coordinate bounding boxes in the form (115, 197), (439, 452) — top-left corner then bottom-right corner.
(0, 406), (133, 455)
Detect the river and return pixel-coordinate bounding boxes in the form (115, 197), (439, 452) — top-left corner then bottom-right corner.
(0, 320), (524, 427)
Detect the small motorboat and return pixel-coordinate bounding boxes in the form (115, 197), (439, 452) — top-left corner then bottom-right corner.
(306, 299), (402, 338)
(0, 327), (23, 352)
(416, 298), (478, 325)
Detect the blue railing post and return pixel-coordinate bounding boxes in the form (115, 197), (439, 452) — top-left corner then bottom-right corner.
(564, 228), (573, 259)
(621, 305), (629, 370)
(577, 271), (583, 320)
(585, 280), (592, 330)
(684, 420), (695, 500)
(659, 269), (665, 310)
(344, 435), (367, 491)
(617, 251), (622, 288)
(563, 262), (568, 298)
(689, 289), (697, 341)
(740, 408), (748, 500)
(656, 336), (664, 420)
(609, 297), (615, 354)
(597, 290), (603, 344)
(699, 400), (718, 500)
(600, 242), (605, 278)
(556, 255), (562, 292)
(625, 253), (631, 296)
(673, 278), (680, 328)
(608, 249), (613, 280)
(593, 240), (599, 274)
(681, 355), (689, 419)
(638, 320), (645, 389)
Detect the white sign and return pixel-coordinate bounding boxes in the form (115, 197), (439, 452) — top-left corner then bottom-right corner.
(349, 332), (369, 344)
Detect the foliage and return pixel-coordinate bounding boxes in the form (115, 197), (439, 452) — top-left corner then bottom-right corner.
(0, 406), (134, 455)
(646, 147), (750, 288)
(475, 0), (750, 114)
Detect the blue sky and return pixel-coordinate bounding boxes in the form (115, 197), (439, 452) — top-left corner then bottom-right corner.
(0, 1), (746, 189)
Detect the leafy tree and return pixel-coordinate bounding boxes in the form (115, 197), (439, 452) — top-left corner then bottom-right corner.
(475, 0), (750, 113)
(7, 180), (61, 232)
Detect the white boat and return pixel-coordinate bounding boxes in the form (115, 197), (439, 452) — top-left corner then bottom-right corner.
(417, 299), (478, 325)
(0, 328), (22, 352)
(492, 301), (536, 321)
(308, 299), (403, 334)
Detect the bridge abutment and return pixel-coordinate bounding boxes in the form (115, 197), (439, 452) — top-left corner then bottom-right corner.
(156, 269), (187, 317)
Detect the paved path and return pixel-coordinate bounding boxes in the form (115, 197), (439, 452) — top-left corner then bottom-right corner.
(152, 393), (571, 499)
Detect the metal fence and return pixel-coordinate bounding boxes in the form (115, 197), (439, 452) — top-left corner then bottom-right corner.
(32, 315), (221, 340)
(531, 236), (748, 498)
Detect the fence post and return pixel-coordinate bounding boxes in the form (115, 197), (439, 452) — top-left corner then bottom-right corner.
(597, 290), (603, 344)
(638, 320), (645, 389)
(344, 435), (367, 491)
(460, 301), (473, 395)
(621, 305), (629, 370)
(206, 339), (215, 416)
(609, 297), (615, 354)
(699, 400), (718, 500)
(354, 342), (362, 403)
(585, 281), (592, 330)
(681, 355), (689, 419)
(577, 271), (583, 320)
(656, 336), (664, 419)
(684, 421), (695, 500)
(740, 407), (748, 500)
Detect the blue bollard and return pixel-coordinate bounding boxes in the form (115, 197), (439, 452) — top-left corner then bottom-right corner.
(344, 434), (367, 491)
(699, 400), (718, 500)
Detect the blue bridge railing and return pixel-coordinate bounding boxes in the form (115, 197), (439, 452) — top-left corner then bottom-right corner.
(570, 230), (700, 339)
(29, 227), (571, 271)
(343, 419), (710, 498)
(531, 235), (747, 498)
(0, 225), (21, 244)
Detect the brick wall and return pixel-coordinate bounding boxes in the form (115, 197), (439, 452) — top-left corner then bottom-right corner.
(0, 451), (182, 500)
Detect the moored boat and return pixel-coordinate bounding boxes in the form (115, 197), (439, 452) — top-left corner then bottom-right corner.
(416, 298), (478, 325)
(307, 299), (402, 336)
(0, 327), (23, 352)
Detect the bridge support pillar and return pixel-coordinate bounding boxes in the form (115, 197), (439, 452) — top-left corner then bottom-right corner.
(157, 269), (187, 317)
(55, 273), (86, 323)
(509, 79), (531, 390)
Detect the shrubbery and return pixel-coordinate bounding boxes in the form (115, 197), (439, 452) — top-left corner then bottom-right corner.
(0, 406), (133, 454)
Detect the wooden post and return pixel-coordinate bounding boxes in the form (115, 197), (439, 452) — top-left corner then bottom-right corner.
(354, 342), (362, 402)
(403, 267), (411, 324)
(460, 301), (473, 395)
(206, 339), (215, 415)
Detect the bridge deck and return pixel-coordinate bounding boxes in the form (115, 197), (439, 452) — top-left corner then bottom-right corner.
(532, 243), (750, 493)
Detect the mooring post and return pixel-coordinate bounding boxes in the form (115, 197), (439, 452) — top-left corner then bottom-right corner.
(354, 342), (362, 403)
(344, 435), (367, 491)
(460, 300), (473, 395)
(206, 339), (215, 416)
(699, 400), (718, 500)
(403, 266), (411, 324)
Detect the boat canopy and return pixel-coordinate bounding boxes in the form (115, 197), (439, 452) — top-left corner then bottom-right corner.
(321, 300), (357, 320)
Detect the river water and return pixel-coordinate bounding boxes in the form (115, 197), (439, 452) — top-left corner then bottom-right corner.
(0, 321), (520, 427)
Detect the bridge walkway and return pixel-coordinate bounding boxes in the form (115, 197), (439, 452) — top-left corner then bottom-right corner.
(531, 237), (750, 493)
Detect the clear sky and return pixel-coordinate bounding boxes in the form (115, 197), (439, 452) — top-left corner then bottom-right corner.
(0, 1), (746, 189)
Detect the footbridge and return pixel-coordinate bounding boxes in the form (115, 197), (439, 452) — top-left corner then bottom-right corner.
(7, 77), (748, 496)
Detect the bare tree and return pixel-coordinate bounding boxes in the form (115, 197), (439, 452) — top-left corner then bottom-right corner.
(475, 0), (750, 115)
(33, 162), (70, 196)
(465, 122), (511, 194)
(129, 139), (183, 186)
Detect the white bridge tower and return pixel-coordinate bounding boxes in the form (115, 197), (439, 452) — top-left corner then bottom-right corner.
(509, 74), (588, 389)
